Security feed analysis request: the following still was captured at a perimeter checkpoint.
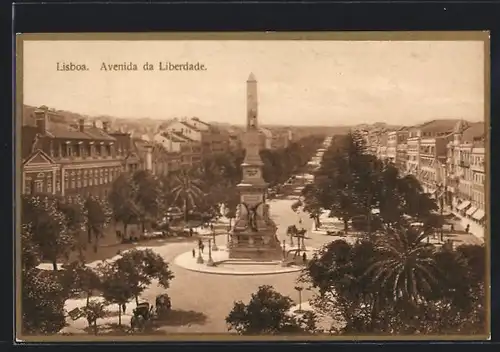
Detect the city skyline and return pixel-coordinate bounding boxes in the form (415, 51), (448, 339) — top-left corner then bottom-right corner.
(23, 40), (485, 126)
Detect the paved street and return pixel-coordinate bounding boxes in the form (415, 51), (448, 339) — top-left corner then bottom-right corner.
(61, 194), (332, 335)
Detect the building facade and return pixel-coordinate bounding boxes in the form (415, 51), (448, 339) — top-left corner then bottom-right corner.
(446, 121), (486, 226)
(22, 107), (141, 198)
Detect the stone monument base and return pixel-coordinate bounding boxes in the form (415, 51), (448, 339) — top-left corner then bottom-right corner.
(228, 246), (283, 261)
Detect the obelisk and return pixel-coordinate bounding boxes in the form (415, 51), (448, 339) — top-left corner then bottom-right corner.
(228, 73), (282, 260)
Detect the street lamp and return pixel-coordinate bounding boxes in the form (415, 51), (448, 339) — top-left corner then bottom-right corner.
(207, 239), (215, 266)
(300, 230), (307, 251)
(196, 242), (204, 264)
(282, 239), (286, 260)
(212, 229), (218, 251)
(294, 286), (304, 313)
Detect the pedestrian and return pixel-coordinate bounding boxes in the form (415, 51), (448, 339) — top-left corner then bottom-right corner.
(192, 248), (196, 258)
(299, 218), (302, 225)
(210, 223), (214, 231)
(302, 252), (307, 263)
(122, 303), (126, 314)
(189, 228), (194, 237)
(465, 224), (470, 234)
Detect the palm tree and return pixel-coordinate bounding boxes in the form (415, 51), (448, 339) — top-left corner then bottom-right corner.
(363, 224), (439, 308)
(169, 168), (206, 223)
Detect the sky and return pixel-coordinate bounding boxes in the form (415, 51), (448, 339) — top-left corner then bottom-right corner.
(22, 39), (485, 126)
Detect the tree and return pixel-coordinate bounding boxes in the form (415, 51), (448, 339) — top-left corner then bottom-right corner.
(302, 229), (486, 334)
(56, 195), (88, 238)
(113, 249), (175, 305)
(301, 184), (323, 229)
(22, 195), (74, 271)
(132, 170), (164, 232)
(226, 285), (317, 335)
(169, 168), (205, 223)
(363, 224), (439, 310)
(21, 223), (40, 270)
(85, 196), (113, 247)
(21, 223), (68, 335)
(99, 262), (135, 327)
(22, 268), (67, 334)
(108, 173), (141, 238)
(60, 260), (102, 306)
(82, 300), (108, 335)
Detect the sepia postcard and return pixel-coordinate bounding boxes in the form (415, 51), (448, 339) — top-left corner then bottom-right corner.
(15, 32), (490, 342)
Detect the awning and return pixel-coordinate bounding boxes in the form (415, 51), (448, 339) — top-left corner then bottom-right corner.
(466, 206), (478, 216)
(472, 209), (485, 221)
(456, 201), (471, 211)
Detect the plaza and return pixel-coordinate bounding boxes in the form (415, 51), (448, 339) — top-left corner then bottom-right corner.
(58, 196), (333, 335)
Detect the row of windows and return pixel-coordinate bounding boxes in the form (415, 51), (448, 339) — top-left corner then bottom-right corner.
(49, 143), (117, 159)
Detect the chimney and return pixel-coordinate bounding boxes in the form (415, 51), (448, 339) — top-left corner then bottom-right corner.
(78, 118), (85, 132)
(102, 121), (109, 133)
(34, 109), (48, 135)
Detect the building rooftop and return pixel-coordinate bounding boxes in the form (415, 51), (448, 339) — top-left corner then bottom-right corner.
(179, 120), (201, 132)
(417, 119), (462, 133)
(462, 122), (485, 142)
(171, 131), (197, 142)
(191, 117), (211, 127)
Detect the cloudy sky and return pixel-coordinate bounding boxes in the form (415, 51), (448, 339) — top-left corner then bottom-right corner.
(22, 39), (485, 126)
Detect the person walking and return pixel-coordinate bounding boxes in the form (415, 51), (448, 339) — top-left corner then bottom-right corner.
(192, 248), (196, 258)
(465, 224), (470, 234)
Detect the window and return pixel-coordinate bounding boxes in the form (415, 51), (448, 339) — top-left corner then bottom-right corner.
(89, 171), (94, 186)
(76, 172), (81, 188)
(25, 177), (32, 194)
(106, 145), (111, 156)
(56, 180), (61, 192)
(64, 174), (69, 189)
(75, 144), (81, 157)
(35, 180), (44, 193)
(71, 173), (76, 188)
(47, 179), (52, 193)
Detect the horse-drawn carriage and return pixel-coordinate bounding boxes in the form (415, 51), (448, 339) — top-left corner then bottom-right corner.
(129, 294), (172, 332)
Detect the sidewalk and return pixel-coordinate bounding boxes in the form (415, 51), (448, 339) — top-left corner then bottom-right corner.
(445, 206), (485, 242)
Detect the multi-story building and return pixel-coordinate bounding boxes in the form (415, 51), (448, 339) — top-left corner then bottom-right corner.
(376, 134), (389, 161)
(387, 128), (409, 170)
(446, 121), (486, 226)
(160, 117), (229, 157)
(259, 127), (273, 150)
(405, 120), (459, 189)
(22, 107), (141, 198)
(270, 129), (293, 149)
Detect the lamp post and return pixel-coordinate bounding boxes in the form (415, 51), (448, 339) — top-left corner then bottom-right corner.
(196, 242), (204, 264)
(282, 239), (286, 260)
(300, 230), (307, 251)
(207, 239), (215, 266)
(294, 286), (304, 313)
(212, 229), (218, 251)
